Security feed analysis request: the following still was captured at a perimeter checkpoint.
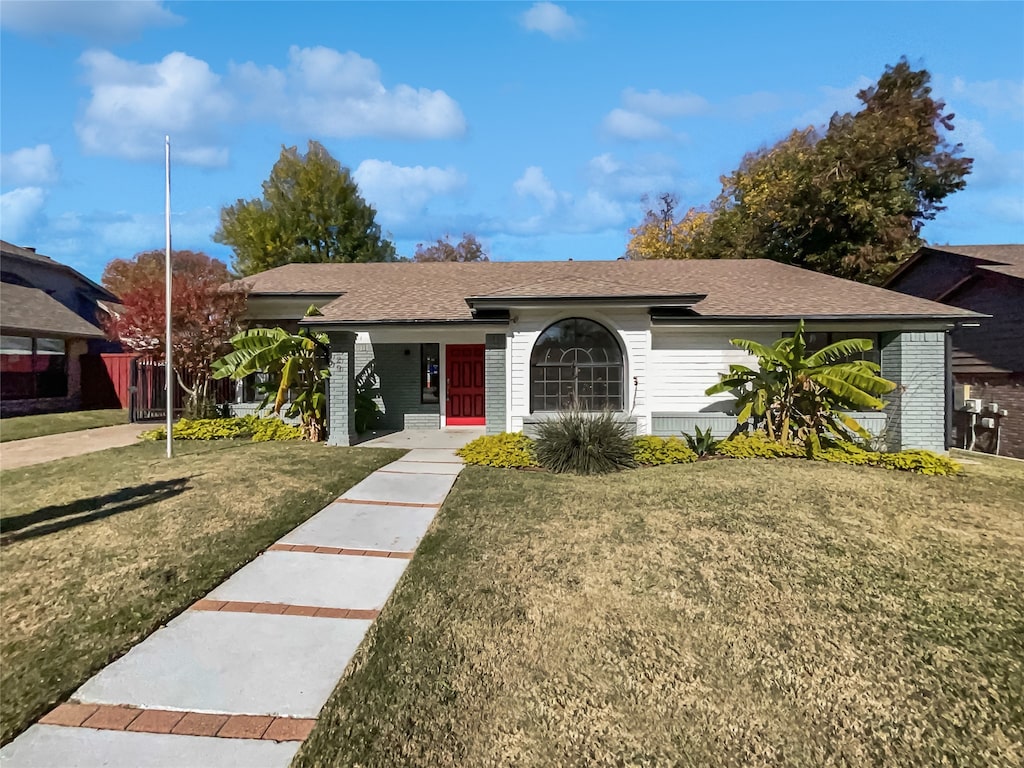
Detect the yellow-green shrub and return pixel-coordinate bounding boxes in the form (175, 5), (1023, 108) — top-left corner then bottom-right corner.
(632, 436), (698, 465)
(716, 432), (804, 459)
(713, 434), (961, 476)
(877, 449), (960, 476)
(457, 432), (539, 468)
(140, 416), (303, 442)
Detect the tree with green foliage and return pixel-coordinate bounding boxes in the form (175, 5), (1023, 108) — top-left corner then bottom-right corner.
(215, 141), (396, 276)
(414, 233), (489, 262)
(628, 59), (972, 283)
(706, 320), (896, 448)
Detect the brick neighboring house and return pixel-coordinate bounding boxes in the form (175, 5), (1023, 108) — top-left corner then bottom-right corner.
(1, 240), (119, 417)
(884, 244), (1024, 458)
(237, 259), (981, 453)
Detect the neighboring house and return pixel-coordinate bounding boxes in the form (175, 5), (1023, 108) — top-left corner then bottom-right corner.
(1, 240), (119, 417)
(884, 244), (1024, 457)
(238, 259), (980, 453)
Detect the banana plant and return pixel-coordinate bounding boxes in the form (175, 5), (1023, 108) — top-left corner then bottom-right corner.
(212, 307), (331, 441)
(706, 320), (896, 447)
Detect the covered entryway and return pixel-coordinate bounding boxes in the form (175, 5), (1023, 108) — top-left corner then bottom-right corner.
(445, 344), (485, 425)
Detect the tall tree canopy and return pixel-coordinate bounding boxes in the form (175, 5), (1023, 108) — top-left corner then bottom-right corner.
(215, 141), (397, 276)
(413, 233), (489, 262)
(101, 250), (247, 416)
(627, 59), (973, 283)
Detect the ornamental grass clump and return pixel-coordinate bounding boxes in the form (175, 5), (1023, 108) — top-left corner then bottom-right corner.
(534, 409), (635, 475)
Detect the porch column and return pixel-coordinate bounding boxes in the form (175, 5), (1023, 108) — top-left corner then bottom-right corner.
(880, 330), (947, 452)
(326, 331), (357, 446)
(485, 334), (506, 435)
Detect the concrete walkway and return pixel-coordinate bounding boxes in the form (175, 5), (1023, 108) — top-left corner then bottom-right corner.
(0, 424), (149, 471)
(0, 447), (465, 768)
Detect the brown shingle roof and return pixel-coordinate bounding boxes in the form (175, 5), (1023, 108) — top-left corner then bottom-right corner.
(0, 282), (106, 338)
(238, 259), (980, 324)
(928, 244), (1024, 266)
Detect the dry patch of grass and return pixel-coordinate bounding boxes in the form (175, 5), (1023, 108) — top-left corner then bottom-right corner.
(0, 439), (403, 744)
(0, 409), (128, 442)
(297, 458), (1024, 768)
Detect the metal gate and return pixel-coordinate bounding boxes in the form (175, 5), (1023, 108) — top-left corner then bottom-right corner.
(129, 358), (234, 422)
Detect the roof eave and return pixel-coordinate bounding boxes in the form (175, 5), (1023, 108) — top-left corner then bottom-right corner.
(466, 293), (707, 309)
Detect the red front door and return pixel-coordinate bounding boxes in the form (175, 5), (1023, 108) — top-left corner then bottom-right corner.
(446, 344), (485, 425)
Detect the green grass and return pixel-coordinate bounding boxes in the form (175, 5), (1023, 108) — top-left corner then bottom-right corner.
(0, 440), (404, 745)
(296, 457), (1024, 768)
(0, 409), (129, 442)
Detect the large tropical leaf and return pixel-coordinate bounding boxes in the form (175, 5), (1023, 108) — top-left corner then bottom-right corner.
(806, 337), (875, 367)
(810, 373), (886, 410)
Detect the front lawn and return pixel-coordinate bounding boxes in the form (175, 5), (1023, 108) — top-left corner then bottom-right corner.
(0, 409), (128, 442)
(297, 457), (1024, 767)
(0, 440), (403, 745)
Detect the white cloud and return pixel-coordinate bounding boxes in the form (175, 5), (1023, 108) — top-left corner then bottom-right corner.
(0, 187), (48, 242)
(0, 1), (183, 43)
(231, 46), (466, 140)
(76, 50), (233, 167)
(1, 145), (59, 187)
(353, 160), (467, 223)
(622, 88), (708, 118)
(513, 166), (564, 213)
(950, 77), (1024, 115)
(793, 76), (873, 128)
(600, 109), (677, 141)
(520, 2), (580, 39)
(952, 115), (1023, 189)
(585, 152), (695, 201)
(504, 165), (625, 235)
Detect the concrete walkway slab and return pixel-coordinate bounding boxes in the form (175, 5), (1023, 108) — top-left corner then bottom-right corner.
(0, 424), (147, 471)
(74, 612), (371, 718)
(378, 461), (464, 476)
(393, 448), (464, 463)
(0, 725), (299, 768)
(206, 551), (408, 610)
(343, 470), (457, 506)
(280, 502), (436, 552)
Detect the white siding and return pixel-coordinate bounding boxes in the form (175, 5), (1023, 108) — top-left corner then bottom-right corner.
(648, 329), (775, 413)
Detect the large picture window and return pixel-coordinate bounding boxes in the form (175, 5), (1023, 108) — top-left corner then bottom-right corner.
(530, 318), (624, 412)
(0, 335), (67, 400)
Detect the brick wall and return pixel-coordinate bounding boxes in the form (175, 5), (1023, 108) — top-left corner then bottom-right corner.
(881, 331), (946, 452)
(355, 342), (439, 430)
(485, 334), (506, 434)
(326, 332), (355, 446)
(955, 374), (1024, 458)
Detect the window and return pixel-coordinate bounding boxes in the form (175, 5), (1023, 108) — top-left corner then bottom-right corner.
(0, 335), (67, 400)
(785, 331), (880, 364)
(530, 318), (624, 412)
(421, 344), (439, 403)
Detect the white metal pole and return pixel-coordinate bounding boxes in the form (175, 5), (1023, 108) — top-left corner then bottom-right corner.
(165, 135), (173, 459)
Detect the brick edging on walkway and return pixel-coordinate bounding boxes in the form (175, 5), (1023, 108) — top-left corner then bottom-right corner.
(191, 599), (380, 620)
(267, 543), (413, 558)
(40, 704), (315, 742)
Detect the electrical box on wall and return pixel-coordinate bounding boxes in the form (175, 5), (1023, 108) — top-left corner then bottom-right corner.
(954, 384), (971, 410)
(963, 398), (983, 413)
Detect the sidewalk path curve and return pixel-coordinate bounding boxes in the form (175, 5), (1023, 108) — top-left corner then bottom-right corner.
(0, 447), (464, 768)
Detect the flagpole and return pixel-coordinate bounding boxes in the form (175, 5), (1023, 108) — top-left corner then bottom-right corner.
(165, 135), (173, 459)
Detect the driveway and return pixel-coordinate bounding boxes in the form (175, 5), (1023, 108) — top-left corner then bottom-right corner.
(0, 424), (149, 471)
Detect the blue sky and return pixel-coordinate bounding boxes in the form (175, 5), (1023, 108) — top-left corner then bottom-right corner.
(1, 1), (1022, 281)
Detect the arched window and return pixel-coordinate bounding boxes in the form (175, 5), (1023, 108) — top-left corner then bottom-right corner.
(530, 318), (624, 412)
